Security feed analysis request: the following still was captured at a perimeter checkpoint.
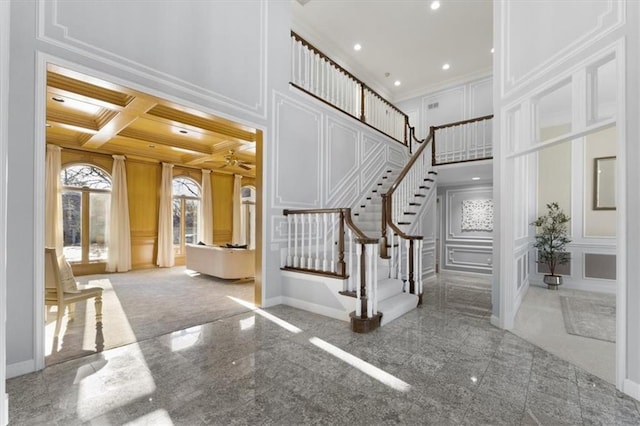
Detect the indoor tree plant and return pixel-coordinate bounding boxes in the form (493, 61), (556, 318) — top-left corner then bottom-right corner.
(531, 202), (571, 289)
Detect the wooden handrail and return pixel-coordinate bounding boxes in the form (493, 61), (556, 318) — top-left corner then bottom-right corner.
(291, 31), (409, 144)
(432, 114), (493, 130)
(387, 132), (434, 200)
(284, 207), (372, 242)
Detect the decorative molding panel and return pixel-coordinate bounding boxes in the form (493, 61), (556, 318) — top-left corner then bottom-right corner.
(446, 188), (494, 241)
(468, 77), (493, 118)
(387, 145), (408, 168)
(502, 0), (624, 97)
(271, 216), (289, 243)
(325, 118), (359, 202)
(272, 94), (322, 208)
(361, 134), (387, 164)
(584, 253), (616, 280)
(38, 0), (268, 119)
(445, 244), (493, 272)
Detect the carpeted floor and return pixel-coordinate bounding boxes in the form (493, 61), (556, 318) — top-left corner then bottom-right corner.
(45, 266), (254, 366)
(560, 295), (616, 342)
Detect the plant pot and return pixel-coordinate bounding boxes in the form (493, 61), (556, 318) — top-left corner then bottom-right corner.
(543, 274), (562, 289)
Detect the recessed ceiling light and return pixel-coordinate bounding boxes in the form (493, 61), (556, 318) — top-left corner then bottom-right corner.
(442, 63), (450, 70)
(51, 97), (65, 103)
(430, 1), (440, 10)
(179, 129), (188, 134)
(394, 80), (401, 87)
(45, 123), (51, 128)
(472, 177), (480, 181)
(148, 144), (156, 148)
(353, 43), (362, 51)
(491, 47), (495, 54)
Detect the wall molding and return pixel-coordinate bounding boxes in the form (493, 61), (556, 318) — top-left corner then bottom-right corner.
(502, 0), (624, 98)
(0, 0), (9, 419)
(272, 92), (322, 209)
(37, 0), (268, 119)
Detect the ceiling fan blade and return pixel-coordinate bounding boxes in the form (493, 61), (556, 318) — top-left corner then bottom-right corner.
(239, 163), (252, 170)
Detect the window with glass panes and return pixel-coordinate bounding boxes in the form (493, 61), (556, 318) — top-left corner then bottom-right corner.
(60, 164), (111, 263)
(172, 177), (201, 254)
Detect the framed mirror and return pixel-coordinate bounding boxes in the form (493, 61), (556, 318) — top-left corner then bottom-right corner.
(594, 156), (616, 210)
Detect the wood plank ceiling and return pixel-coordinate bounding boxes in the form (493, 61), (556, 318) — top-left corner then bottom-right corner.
(46, 64), (257, 177)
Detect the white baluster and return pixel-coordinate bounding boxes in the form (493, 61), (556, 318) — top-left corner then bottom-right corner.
(355, 243), (362, 317)
(390, 229), (396, 279)
(308, 214), (313, 270)
(315, 213), (321, 270)
(366, 244), (374, 318)
(293, 214), (299, 268)
(300, 214), (306, 269)
(417, 239), (423, 295)
(331, 213), (336, 273)
(372, 243), (379, 315)
(348, 229), (354, 291)
(287, 215), (293, 266)
(323, 214), (329, 271)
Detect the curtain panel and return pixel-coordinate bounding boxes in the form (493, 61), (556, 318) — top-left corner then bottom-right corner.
(106, 155), (132, 272)
(157, 163), (175, 267)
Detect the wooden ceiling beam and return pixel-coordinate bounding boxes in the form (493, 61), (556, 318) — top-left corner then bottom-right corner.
(82, 97), (158, 149)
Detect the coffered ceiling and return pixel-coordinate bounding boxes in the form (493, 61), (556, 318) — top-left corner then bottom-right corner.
(46, 65), (257, 176)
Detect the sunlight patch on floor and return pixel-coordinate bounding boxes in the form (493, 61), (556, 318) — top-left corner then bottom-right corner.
(226, 296), (411, 393)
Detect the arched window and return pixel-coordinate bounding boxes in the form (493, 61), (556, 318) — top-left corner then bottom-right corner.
(173, 176), (201, 254)
(60, 164), (111, 263)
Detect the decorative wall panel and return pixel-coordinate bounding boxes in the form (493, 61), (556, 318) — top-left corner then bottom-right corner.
(326, 118), (359, 201)
(39, 0), (267, 118)
(422, 86), (466, 130)
(503, 0), (623, 96)
(469, 78), (493, 117)
(446, 245), (493, 272)
(273, 94), (321, 208)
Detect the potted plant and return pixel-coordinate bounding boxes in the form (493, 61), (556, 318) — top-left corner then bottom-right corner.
(531, 202), (571, 289)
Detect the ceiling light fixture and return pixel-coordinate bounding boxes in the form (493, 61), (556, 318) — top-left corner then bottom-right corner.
(179, 129), (188, 134)
(52, 97), (65, 103)
(430, 1), (440, 10)
(45, 123), (51, 128)
(442, 63), (450, 70)
(148, 144), (156, 148)
(491, 47), (495, 54)
(394, 80), (401, 87)
(353, 43), (362, 51)
(472, 177), (480, 181)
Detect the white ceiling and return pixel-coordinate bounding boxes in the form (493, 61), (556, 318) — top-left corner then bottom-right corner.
(435, 159), (493, 186)
(291, 0), (493, 102)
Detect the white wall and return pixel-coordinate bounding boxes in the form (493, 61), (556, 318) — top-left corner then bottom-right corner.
(396, 76), (493, 140)
(0, 0), (9, 421)
(5, 0), (290, 377)
(495, 0), (640, 399)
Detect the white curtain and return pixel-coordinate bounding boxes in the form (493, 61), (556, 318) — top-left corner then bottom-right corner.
(45, 144), (63, 252)
(157, 163), (174, 267)
(106, 155), (132, 272)
(232, 174), (243, 244)
(199, 169), (213, 245)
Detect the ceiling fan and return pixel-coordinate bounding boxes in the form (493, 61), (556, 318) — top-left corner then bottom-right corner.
(222, 150), (254, 170)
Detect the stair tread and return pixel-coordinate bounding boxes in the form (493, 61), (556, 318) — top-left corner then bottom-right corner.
(379, 293), (419, 326)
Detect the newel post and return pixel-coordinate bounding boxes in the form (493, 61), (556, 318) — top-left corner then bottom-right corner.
(408, 239), (415, 295)
(380, 194), (388, 259)
(430, 126), (437, 166)
(337, 209), (346, 277)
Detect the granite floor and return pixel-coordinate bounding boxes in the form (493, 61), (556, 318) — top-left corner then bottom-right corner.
(7, 273), (640, 425)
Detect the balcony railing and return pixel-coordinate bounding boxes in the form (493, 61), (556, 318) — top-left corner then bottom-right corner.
(291, 31), (408, 145)
(431, 115), (494, 165)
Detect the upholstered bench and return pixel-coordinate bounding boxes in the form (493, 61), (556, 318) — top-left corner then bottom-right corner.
(185, 244), (254, 279)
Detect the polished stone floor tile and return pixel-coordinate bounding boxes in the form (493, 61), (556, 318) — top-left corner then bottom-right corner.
(6, 271), (640, 425)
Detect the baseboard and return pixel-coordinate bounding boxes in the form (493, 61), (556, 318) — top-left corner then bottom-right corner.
(6, 359), (35, 379)
(263, 296), (283, 308)
(2, 393), (7, 426)
(281, 296), (350, 322)
(623, 379), (640, 401)
(490, 314), (501, 329)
